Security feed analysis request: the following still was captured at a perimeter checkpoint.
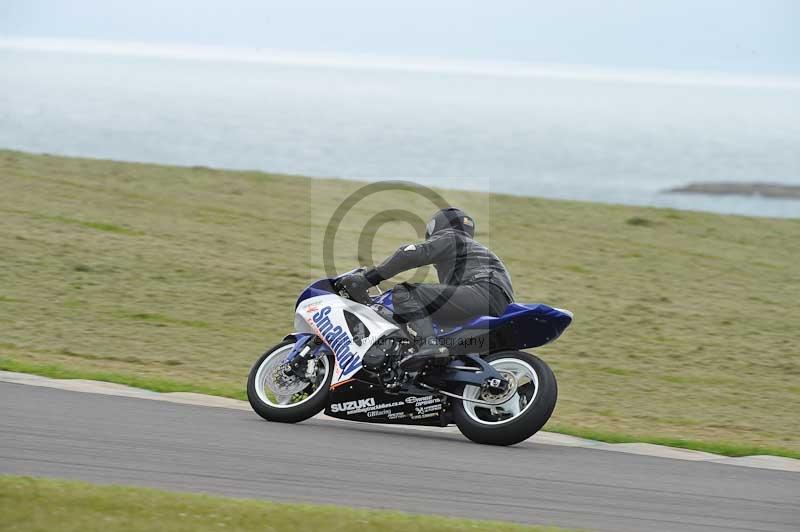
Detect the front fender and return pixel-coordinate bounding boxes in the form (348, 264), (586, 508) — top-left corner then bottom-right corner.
(282, 332), (313, 343)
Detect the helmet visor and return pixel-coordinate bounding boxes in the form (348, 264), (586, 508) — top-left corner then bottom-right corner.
(425, 218), (436, 239)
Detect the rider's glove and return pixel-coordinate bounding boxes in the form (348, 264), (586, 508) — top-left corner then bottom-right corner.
(339, 272), (373, 305)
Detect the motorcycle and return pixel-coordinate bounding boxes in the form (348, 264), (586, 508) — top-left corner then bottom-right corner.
(247, 271), (572, 446)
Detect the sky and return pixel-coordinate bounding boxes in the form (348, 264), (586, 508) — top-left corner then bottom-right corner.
(1, 1), (799, 75)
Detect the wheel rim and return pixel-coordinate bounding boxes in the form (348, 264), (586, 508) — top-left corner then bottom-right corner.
(254, 344), (330, 408)
(462, 357), (539, 426)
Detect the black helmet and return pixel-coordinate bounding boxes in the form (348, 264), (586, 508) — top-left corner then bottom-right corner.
(425, 207), (475, 239)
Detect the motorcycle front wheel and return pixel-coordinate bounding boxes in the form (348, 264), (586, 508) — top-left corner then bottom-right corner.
(247, 340), (333, 423)
(452, 351), (557, 446)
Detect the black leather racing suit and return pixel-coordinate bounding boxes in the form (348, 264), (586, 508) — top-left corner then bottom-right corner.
(364, 228), (514, 339)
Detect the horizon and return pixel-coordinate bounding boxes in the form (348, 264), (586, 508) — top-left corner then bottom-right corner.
(3, 36), (800, 91)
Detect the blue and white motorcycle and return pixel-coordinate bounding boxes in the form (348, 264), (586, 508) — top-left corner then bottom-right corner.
(247, 271), (572, 446)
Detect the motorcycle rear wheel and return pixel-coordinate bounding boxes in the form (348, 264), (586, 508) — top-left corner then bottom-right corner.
(452, 351), (557, 446)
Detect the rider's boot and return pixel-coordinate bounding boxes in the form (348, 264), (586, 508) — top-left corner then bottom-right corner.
(398, 317), (450, 371)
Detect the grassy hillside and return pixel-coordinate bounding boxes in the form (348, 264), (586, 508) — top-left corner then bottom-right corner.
(0, 476), (568, 532)
(1, 149), (798, 453)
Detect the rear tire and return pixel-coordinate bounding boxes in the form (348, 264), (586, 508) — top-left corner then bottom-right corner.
(247, 340), (333, 423)
(453, 351), (557, 446)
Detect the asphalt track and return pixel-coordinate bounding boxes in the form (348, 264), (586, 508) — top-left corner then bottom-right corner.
(1, 382), (797, 532)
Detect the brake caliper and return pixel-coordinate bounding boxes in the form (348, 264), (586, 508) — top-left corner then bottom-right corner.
(485, 377), (508, 394)
(480, 370), (517, 403)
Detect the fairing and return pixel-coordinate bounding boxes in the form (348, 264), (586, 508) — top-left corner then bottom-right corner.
(295, 277), (572, 356)
(295, 292), (400, 385)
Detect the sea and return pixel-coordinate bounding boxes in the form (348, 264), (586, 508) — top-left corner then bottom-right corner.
(2, 38), (799, 218)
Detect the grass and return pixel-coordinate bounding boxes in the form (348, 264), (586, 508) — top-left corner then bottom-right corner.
(0, 476), (570, 532)
(1, 149), (799, 454)
(0, 356), (245, 400)
(42, 214), (143, 235)
(545, 424), (800, 459)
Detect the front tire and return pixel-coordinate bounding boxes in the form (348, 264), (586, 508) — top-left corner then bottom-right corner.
(247, 340), (333, 423)
(453, 351), (557, 446)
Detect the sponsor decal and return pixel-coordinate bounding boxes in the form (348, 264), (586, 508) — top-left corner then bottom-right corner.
(312, 306), (361, 374)
(415, 404), (442, 415)
(330, 397), (375, 413)
(405, 395), (441, 406)
(329, 396), (405, 416)
(403, 395), (443, 420)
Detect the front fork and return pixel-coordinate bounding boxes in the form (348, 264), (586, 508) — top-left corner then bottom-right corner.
(283, 333), (327, 378)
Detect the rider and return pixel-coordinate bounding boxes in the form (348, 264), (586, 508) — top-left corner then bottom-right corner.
(341, 207), (514, 370)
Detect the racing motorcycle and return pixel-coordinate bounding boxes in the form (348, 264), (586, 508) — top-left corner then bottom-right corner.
(247, 271), (572, 446)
